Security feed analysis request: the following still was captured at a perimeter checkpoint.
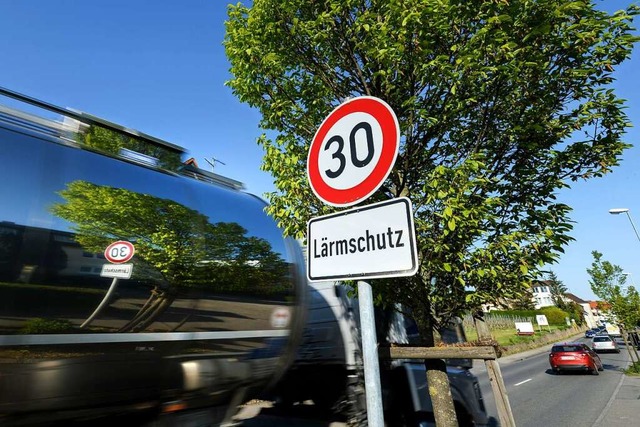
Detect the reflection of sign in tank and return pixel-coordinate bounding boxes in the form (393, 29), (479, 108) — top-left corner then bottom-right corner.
(0, 87), (307, 426)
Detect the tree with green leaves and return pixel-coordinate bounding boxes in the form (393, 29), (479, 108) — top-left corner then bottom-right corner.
(587, 250), (640, 329)
(226, 0), (638, 336)
(77, 124), (184, 171)
(510, 285), (535, 310)
(51, 180), (288, 331)
(565, 301), (586, 326)
(225, 1), (639, 424)
(545, 271), (568, 309)
(587, 250), (640, 362)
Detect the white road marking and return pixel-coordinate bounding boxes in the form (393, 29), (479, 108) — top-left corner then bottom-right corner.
(514, 378), (532, 387)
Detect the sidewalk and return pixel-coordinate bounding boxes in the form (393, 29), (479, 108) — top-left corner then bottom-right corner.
(593, 371), (640, 426)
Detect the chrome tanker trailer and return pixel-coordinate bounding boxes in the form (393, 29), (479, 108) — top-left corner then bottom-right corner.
(0, 87), (307, 426)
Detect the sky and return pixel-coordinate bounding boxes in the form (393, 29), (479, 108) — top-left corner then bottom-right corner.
(1, 1), (639, 301)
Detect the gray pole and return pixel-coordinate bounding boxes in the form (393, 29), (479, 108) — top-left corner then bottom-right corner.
(81, 277), (119, 328)
(625, 211), (640, 244)
(357, 281), (384, 427)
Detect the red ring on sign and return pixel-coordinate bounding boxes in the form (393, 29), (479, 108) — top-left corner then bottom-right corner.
(307, 97), (399, 207)
(104, 241), (135, 264)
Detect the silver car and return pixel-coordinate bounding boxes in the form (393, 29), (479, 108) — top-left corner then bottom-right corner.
(592, 335), (621, 353)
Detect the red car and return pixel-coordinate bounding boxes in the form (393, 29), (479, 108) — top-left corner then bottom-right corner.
(549, 342), (604, 375)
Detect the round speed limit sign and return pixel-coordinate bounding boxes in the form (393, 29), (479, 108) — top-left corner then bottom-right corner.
(307, 96), (400, 207)
(104, 241), (135, 264)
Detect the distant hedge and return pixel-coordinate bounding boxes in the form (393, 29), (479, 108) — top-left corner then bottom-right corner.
(489, 310), (538, 319)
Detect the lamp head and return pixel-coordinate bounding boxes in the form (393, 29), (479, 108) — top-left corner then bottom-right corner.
(609, 208), (630, 215)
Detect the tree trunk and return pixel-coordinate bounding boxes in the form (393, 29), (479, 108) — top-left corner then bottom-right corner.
(418, 301), (458, 427)
(118, 288), (159, 332)
(424, 358), (458, 427)
(118, 288), (176, 332)
(631, 333), (640, 363)
(621, 328), (637, 364)
(131, 294), (176, 332)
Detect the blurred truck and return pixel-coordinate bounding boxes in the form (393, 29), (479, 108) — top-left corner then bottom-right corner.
(267, 281), (491, 427)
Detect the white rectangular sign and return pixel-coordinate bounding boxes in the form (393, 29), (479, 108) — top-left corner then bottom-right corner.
(101, 263), (133, 279)
(307, 197), (418, 281)
(515, 322), (535, 334)
(536, 315), (549, 326)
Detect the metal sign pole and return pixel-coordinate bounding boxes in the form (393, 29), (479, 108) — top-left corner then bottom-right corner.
(81, 277), (119, 328)
(358, 281), (384, 427)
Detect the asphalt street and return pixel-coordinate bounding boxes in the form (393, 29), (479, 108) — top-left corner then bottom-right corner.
(474, 336), (631, 427)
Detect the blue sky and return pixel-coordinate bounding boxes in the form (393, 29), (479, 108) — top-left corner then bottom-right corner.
(1, 1), (639, 301)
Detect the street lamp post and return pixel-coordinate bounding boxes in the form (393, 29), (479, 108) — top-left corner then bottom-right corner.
(609, 208), (640, 243)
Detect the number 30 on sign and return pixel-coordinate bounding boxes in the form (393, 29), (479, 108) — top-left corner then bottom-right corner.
(104, 241), (135, 264)
(307, 96), (400, 207)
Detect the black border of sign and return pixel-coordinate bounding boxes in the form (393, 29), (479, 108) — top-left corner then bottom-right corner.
(306, 197), (418, 282)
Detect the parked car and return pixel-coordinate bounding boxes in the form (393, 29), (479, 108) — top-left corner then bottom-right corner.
(549, 342), (603, 375)
(592, 335), (621, 353)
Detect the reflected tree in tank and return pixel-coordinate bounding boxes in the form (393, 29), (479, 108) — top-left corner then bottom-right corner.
(50, 180), (288, 331)
(77, 124), (184, 172)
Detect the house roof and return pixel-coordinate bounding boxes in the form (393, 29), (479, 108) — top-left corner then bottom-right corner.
(563, 292), (588, 304)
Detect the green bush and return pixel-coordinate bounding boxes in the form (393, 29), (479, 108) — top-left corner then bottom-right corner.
(565, 302), (585, 326)
(539, 306), (570, 325)
(20, 318), (74, 334)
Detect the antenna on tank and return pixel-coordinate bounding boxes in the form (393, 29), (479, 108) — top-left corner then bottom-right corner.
(205, 157), (226, 171)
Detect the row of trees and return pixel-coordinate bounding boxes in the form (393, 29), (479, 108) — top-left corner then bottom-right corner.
(588, 250), (640, 331)
(587, 250), (640, 364)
